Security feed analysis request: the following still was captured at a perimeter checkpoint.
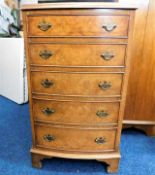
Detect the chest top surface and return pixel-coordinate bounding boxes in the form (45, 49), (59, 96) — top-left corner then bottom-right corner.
(21, 2), (137, 10)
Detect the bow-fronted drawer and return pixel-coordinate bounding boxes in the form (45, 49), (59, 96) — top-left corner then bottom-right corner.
(27, 15), (129, 37)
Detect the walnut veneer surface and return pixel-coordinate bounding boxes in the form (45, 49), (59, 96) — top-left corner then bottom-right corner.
(22, 2), (136, 173)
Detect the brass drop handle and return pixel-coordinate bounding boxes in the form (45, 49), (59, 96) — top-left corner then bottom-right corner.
(101, 52), (115, 61)
(43, 134), (55, 142)
(102, 23), (117, 32)
(96, 110), (109, 118)
(41, 79), (54, 88)
(95, 137), (106, 145)
(42, 108), (55, 116)
(39, 50), (53, 60)
(38, 20), (52, 31)
(98, 81), (111, 90)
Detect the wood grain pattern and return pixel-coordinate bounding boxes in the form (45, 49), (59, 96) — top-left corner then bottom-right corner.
(32, 95), (121, 102)
(22, 5), (136, 173)
(30, 44), (126, 67)
(124, 0), (150, 122)
(114, 10), (135, 152)
(31, 71), (123, 96)
(22, 10), (36, 146)
(28, 15), (129, 37)
(131, 0), (155, 121)
(124, 0), (155, 135)
(33, 99), (120, 125)
(29, 37), (128, 44)
(35, 124), (116, 152)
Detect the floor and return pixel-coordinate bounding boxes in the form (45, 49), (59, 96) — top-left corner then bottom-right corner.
(0, 96), (155, 175)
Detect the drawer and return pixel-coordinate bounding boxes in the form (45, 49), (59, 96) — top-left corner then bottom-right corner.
(30, 44), (126, 67)
(35, 125), (116, 152)
(31, 72), (123, 96)
(33, 99), (120, 125)
(28, 15), (129, 37)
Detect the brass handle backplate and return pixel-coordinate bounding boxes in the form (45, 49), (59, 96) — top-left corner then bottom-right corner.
(102, 23), (117, 32)
(101, 52), (115, 61)
(42, 108), (55, 116)
(39, 50), (53, 60)
(38, 21), (52, 31)
(96, 110), (109, 118)
(43, 134), (55, 142)
(95, 137), (106, 145)
(41, 79), (54, 88)
(98, 81), (111, 90)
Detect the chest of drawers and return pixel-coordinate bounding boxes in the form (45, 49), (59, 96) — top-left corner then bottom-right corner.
(22, 3), (136, 173)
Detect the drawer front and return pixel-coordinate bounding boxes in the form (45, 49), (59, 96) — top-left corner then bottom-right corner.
(31, 72), (123, 96)
(28, 15), (129, 37)
(30, 44), (126, 67)
(35, 125), (116, 152)
(33, 99), (120, 125)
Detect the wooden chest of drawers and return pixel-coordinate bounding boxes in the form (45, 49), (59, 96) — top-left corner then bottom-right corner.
(22, 2), (136, 173)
